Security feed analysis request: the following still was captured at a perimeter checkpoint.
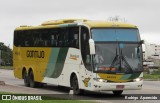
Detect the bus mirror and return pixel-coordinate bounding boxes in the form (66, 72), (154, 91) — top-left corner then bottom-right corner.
(140, 40), (144, 44)
(89, 39), (95, 55)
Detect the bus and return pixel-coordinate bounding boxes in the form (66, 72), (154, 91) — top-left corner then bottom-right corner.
(13, 19), (143, 95)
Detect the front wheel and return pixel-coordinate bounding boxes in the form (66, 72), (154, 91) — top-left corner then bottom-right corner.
(113, 90), (123, 96)
(71, 75), (83, 95)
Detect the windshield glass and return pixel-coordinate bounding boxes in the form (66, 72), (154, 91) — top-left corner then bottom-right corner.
(92, 28), (139, 42)
(91, 28), (143, 73)
(94, 43), (143, 73)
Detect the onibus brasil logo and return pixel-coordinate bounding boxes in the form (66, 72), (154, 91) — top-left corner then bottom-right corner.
(2, 95), (42, 100)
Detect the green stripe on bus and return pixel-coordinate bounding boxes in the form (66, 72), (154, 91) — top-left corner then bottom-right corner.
(44, 48), (60, 77)
(120, 74), (132, 80)
(128, 73), (141, 79)
(51, 48), (68, 78)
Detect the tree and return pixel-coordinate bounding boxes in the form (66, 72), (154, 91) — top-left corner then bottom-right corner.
(0, 42), (13, 66)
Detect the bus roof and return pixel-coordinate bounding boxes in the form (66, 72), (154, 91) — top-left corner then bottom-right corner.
(15, 19), (137, 30)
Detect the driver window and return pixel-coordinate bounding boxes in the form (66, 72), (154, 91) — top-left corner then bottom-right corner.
(81, 27), (91, 71)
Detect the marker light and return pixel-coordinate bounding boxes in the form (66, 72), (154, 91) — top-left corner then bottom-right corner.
(111, 68), (116, 71)
(99, 68), (105, 70)
(106, 68), (110, 71)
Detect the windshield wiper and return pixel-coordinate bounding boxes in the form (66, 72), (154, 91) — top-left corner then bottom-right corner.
(110, 45), (133, 73)
(120, 49), (133, 73)
(110, 48), (119, 68)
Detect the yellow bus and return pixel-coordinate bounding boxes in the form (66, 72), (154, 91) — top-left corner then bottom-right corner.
(13, 19), (143, 95)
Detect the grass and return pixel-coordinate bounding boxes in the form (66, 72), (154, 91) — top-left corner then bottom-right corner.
(143, 74), (160, 80)
(0, 66), (13, 69)
(143, 69), (160, 80)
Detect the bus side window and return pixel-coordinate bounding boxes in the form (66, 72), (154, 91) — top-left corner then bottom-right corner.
(24, 30), (32, 47)
(68, 27), (79, 48)
(73, 33), (78, 48)
(50, 35), (55, 46)
(25, 41), (29, 46)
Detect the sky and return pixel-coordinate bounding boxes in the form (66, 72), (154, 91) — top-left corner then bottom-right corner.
(0, 0), (160, 48)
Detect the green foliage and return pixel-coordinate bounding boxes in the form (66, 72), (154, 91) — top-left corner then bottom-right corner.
(0, 42), (13, 66)
(151, 69), (160, 75)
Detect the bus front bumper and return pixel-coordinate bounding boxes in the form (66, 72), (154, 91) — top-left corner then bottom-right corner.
(92, 81), (143, 91)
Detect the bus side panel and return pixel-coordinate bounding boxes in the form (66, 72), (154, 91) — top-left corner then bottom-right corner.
(57, 48), (81, 87)
(58, 48), (93, 90)
(13, 61), (23, 79)
(13, 46), (52, 82)
(13, 46), (24, 79)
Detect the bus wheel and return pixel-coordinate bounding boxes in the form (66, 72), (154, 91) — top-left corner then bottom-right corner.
(71, 75), (83, 95)
(28, 70), (38, 88)
(113, 90), (123, 96)
(23, 70), (29, 87)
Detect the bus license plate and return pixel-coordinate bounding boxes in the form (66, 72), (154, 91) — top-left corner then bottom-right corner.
(116, 85), (124, 89)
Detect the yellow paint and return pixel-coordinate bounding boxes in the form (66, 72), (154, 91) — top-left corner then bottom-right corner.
(70, 57), (77, 60)
(13, 46), (52, 82)
(85, 21), (137, 28)
(98, 73), (129, 82)
(15, 19), (137, 31)
(83, 78), (90, 87)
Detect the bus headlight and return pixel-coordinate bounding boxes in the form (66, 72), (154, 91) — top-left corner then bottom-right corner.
(93, 78), (107, 83)
(133, 77), (143, 82)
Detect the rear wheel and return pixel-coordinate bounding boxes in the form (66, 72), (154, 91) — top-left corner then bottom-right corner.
(113, 90), (123, 96)
(28, 70), (39, 88)
(23, 70), (29, 87)
(71, 75), (83, 95)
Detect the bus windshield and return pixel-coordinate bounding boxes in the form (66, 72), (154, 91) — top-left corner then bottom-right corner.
(91, 28), (143, 73)
(91, 28), (139, 42)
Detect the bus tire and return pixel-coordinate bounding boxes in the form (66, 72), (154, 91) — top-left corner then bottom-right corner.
(71, 75), (83, 95)
(23, 70), (30, 87)
(28, 70), (38, 88)
(113, 90), (123, 96)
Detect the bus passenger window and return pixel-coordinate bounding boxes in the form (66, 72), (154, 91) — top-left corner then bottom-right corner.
(25, 41), (29, 46)
(74, 34), (78, 48)
(68, 27), (79, 48)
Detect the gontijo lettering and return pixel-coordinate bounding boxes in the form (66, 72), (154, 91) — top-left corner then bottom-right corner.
(26, 50), (44, 58)
(70, 54), (79, 60)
